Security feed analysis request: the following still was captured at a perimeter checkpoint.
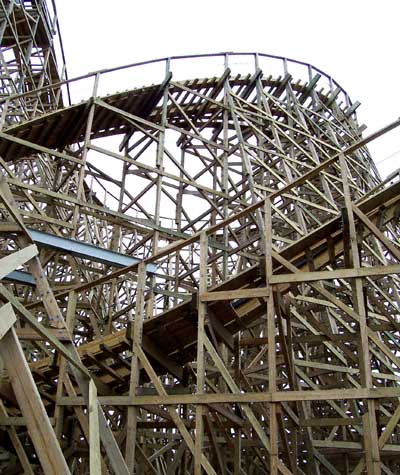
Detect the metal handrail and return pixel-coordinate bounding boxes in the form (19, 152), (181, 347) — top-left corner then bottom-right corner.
(0, 51), (352, 124)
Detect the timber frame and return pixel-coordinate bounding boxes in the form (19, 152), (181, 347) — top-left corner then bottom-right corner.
(0, 13), (400, 474)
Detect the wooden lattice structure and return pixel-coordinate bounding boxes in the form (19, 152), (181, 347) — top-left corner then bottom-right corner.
(0, 0), (67, 125)
(0, 10), (400, 473)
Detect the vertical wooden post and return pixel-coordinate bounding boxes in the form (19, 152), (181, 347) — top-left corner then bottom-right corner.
(233, 427), (241, 475)
(55, 289), (77, 439)
(126, 261), (146, 473)
(73, 72), (100, 233)
(195, 232), (208, 475)
(233, 333), (241, 475)
(339, 154), (380, 474)
(222, 56), (230, 279)
(89, 380), (101, 474)
(265, 198), (278, 475)
(147, 61), (170, 318)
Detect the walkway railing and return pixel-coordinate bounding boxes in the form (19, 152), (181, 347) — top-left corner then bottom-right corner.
(0, 52), (352, 127)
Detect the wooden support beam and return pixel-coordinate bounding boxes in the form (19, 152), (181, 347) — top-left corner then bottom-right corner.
(269, 264), (400, 284)
(265, 198), (279, 475)
(125, 262), (146, 473)
(0, 244), (38, 280)
(57, 386), (400, 406)
(200, 287), (269, 301)
(89, 380), (101, 475)
(339, 155), (380, 475)
(0, 303), (71, 475)
(195, 232), (207, 475)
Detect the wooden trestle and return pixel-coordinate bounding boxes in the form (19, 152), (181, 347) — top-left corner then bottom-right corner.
(0, 49), (399, 474)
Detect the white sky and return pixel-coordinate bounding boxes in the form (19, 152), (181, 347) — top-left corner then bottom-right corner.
(55, 0), (400, 178)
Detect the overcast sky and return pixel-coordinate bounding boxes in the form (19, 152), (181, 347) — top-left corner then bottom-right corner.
(55, 0), (400, 178)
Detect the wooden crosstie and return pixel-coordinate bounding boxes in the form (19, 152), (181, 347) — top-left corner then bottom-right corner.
(0, 7), (400, 473)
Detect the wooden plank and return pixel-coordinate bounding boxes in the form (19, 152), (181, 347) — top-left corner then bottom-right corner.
(265, 199), (278, 474)
(352, 203), (400, 261)
(0, 300), (16, 339)
(16, 327), (70, 341)
(0, 130), (83, 164)
(89, 380), (101, 475)
(0, 244), (38, 280)
(339, 154), (380, 474)
(125, 262), (146, 473)
(269, 264), (400, 284)
(57, 386), (400, 406)
(200, 287), (268, 301)
(195, 233), (207, 475)
(0, 304), (71, 475)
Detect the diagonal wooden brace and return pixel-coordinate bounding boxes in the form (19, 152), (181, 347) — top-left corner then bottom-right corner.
(0, 303), (71, 475)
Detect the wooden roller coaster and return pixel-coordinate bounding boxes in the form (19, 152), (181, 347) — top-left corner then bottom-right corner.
(0, 1), (400, 474)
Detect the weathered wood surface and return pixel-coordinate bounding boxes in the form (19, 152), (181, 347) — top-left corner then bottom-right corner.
(0, 45), (399, 474)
